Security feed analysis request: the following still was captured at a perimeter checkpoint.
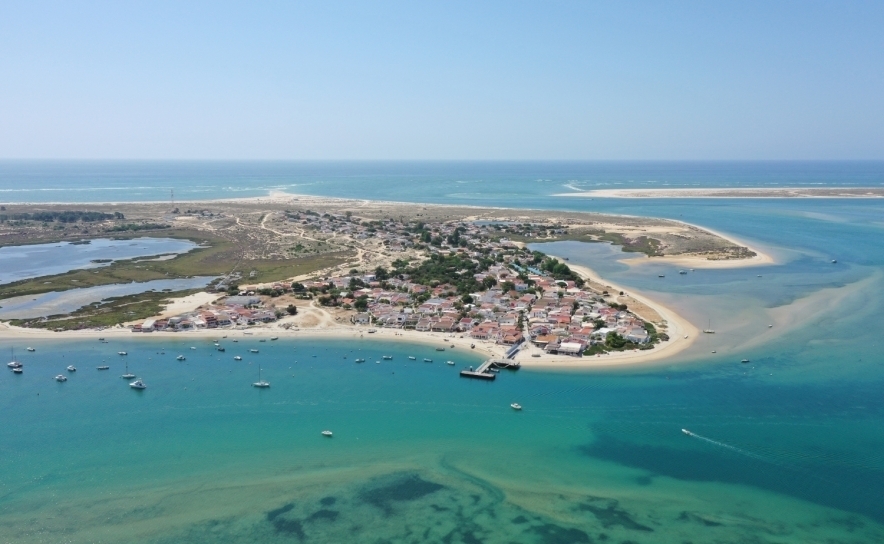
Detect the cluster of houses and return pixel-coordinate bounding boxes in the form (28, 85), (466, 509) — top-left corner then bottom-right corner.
(132, 296), (277, 332)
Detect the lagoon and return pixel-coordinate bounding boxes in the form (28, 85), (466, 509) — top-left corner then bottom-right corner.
(0, 237), (200, 285)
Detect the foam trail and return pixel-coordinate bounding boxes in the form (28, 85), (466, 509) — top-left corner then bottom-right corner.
(681, 429), (769, 463)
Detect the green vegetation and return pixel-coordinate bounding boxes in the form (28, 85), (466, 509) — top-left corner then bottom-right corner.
(0, 229), (353, 299)
(106, 223), (170, 232)
(9, 289), (201, 331)
(400, 253), (494, 295)
(0, 210), (123, 223)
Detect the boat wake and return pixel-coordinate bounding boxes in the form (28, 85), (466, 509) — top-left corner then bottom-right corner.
(681, 429), (768, 463)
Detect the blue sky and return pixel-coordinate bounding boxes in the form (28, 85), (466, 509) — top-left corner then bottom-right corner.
(1, 1), (882, 160)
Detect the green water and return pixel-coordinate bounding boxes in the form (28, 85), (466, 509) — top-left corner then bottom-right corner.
(1, 330), (882, 543)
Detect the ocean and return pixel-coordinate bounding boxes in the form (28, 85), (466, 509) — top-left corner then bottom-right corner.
(1, 161), (884, 543)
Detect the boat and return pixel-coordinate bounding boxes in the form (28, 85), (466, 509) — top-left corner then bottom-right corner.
(831, 259), (837, 264)
(7, 348), (21, 368)
(98, 338), (105, 341)
(55, 374), (67, 382)
(190, 346), (197, 350)
(446, 360), (455, 366)
(703, 319), (715, 334)
(97, 365), (110, 370)
(176, 355), (186, 361)
(121, 361), (135, 379)
(408, 356), (416, 360)
(375, 360), (380, 364)
(658, 275), (665, 278)
(423, 358), (432, 362)
(129, 379), (147, 390)
(682, 429), (691, 436)
(234, 355), (242, 361)
(741, 359), (750, 364)
(678, 270), (687, 275)
(489, 368), (499, 373)
(321, 430), (333, 437)
(510, 403), (522, 410)
(12, 367), (22, 374)
(252, 364), (270, 388)
(367, 329), (377, 333)
(217, 347), (225, 352)
(435, 347), (445, 351)
(67, 365), (76, 372)
(382, 355), (393, 360)
(711, 350), (716, 354)
(470, 344), (475, 349)
(118, 351), (127, 356)
(259, 339), (266, 343)
(270, 336), (278, 341)
(354, 358), (365, 363)
(26, 347), (35, 352)
(250, 349), (259, 353)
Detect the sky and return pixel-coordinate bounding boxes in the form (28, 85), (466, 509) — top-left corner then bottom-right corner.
(1, 1), (882, 160)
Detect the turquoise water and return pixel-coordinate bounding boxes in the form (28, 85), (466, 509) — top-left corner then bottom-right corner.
(2, 161), (884, 542)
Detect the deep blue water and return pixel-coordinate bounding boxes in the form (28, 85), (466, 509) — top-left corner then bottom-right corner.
(1, 161), (884, 542)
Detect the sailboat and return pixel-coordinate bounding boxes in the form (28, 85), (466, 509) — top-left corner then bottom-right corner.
(252, 364), (270, 388)
(121, 360), (135, 379)
(703, 319), (715, 334)
(7, 348), (22, 369)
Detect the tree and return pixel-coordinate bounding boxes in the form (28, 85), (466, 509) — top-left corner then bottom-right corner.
(500, 281), (516, 293)
(291, 282), (306, 292)
(286, 304), (298, 315)
(374, 266), (389, 281)
(354, 296), (369, 311)
(482, 276), (497, 290)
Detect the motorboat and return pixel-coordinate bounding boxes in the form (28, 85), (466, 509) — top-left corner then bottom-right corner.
(510, 403), (522, 410)
(55, 374), (67, 382)
(321, 430), (333, 437)
(831, 259), (837, 264)
(97, 366), (110, 370)
(382, 355), (393, 360)
(234, 356), (242, 361)
(470, 344), (475, 349)
(67, 365), (76, 372)
(217, 347), (225, 352)
(446, 360), (455, 366)
(191, 346), (197, 350)
(252, 364), (270, 388)
(249, 349), (259, 353)
(408, 356), (416, 360)
(354, 358), (365, 363)
(176, 355), (186, 361)
(682, 428), (692, 436)
(270, 336), (278, 341)
(658, 275), (665, 278)
(12, 367), (23, 374)
(679, 270), (687, 275)
(129, 379), (147, 390)
(26, 347), (35, 352)
(118, 351), (127, 356)
(259, 339), (266, 343)
(435, 347), (445, 351)
(711, 350), (717, 354)
(423, 358), (432, 362)
(741, 359), (750, 364)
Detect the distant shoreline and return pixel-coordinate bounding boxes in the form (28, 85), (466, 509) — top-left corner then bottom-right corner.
(554, 187), (884, 199)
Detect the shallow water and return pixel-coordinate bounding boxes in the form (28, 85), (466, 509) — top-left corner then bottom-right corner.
(0, 277), (216, 319)
(3, 162), (884, 542)
(0, 237), (199, 285)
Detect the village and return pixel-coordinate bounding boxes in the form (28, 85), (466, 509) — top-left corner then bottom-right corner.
(130, 211), (666, 358)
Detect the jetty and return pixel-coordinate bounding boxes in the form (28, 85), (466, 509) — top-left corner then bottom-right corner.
(459, 358), (520, 380)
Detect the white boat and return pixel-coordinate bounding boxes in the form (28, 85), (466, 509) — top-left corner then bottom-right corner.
(176, 355), (186, 361)
(423, 358), (432, 362)
(12, 367), (22, 374)
(741, 359), (750, 363)
(270, 336), (278, 341)
(190, 346), (196, 350)
(55, 374), (67, 382)
(121, 361), (135, 379)
(382, 355), (393, 360)
(682, 428), (691, 436)
(446, 360), (455, 366)
(234, 356), (242, 361)
(26, 347), (35, 352)
(7, 348), (21, 368)
(831, 259), (837, 264)
(249, 349), (259, 353)
(97, 365), (110, 370)
(321, 430), (333, 437)
(510, 403), (522, 410)
(408, 356), (416, 360)
(354, 358), (365, 363)
(703, 319), (715, 334)
(67, 365), (76, 372)
(118, 351), (127, 356)
(711, 350), (717, 354)
(129, 379), (147, 390)
(252, 364), (270, 388)
(435, 347), (445, 351)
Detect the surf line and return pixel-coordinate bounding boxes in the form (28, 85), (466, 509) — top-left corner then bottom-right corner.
(681, 428), (768, 463)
